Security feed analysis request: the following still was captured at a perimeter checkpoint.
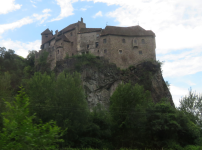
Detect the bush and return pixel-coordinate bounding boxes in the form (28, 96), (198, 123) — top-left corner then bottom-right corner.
(0, 88), (66, 150)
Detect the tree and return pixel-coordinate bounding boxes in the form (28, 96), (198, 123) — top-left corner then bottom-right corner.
(109, 83), (152, 148)
(0, 88), (65, 150)
(179, 89), (202, 126)
(25, 71), (89, 147)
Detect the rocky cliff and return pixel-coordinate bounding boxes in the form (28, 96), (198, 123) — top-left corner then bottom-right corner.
(54, 55), (174, 109)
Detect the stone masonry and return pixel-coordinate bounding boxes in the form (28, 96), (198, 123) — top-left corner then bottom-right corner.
(35, 18), (156, 70)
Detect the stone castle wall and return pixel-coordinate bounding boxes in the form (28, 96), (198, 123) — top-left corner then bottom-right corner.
(36, 19), (156, 70)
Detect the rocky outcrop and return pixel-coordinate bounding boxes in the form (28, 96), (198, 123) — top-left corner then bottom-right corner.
(54, 57), (174, 109)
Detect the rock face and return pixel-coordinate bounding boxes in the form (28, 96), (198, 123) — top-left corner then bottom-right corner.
(54, 57), (174, 109)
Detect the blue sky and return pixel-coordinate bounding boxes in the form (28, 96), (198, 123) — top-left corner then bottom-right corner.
(0, 0), (202, 107)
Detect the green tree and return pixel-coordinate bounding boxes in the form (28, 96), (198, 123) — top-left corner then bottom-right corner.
(25, 71), (89, 147)
(0, 88), (65, 150)
(179, 89), (202, 126)
(110, 83), (152, 148)
(146, 102), (180, 148)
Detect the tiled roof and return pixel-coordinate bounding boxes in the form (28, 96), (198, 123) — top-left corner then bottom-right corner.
(60, 23), (77, 33)
(41, 28), (52, 35)
(55, 34), (70, 42)
(101, 26), (155, 36)
(79, 28), (102, 33)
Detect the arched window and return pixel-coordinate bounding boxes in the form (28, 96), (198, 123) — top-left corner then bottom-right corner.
(141, 39), (145, 44)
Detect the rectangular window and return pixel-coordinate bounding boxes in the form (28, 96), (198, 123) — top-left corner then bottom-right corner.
(95, 42), (99, 48)
(103, 39), (106, 43)
(119, 50), (122, 54)
(87, 44), (89, 49)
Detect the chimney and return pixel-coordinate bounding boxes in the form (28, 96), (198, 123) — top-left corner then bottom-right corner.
(55, 30), (58, 35)
(81, 17), (83, 23)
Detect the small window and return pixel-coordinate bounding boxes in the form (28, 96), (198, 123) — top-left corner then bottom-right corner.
(134, 46), (138, 49)
(70, 32), (72, 36)
(95, 42), (99, 48)
(103, 39), (106, 43)
(96, 34), (99, 37)
(134, 40), (137, 44)
(141, 39), (145, 44)
(119, 50), (122, 54)
(122, 39), (125, 43)
(139, 51), (142, 54)
(104, 49), (107, 53)
(71, 42), (73, 46)
(45, 35), (48, 38)
(87, 44), (89, 49)
(58, 50), (59, 54)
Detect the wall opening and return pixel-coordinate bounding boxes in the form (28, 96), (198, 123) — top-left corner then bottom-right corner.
(122, 39), (126, 43)
(104, 49), (107, 53)
(58, 50), (59, 54)
(134, 40), (137, 44)
(95, 42), (99, 48)
(133, 46), (138, 49)
(119, 50), (122, 54)
(71, 42), (73, 46)
(141, 39), (145, 44)
(103, 39), (106, 43)
(45, 35), (48, 38)
(87, 44), (89, 49)
(139, 51), (142, 54)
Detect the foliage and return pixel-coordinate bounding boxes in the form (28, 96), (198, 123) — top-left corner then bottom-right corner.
(110, 83), (152, 148)
(178, 88), (202, 127)
(25, 71), (89, 148)
(72, 53), (101, 71)
(0, 88), (66, 150)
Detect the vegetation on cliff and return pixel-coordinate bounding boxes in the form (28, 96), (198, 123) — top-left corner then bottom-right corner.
(0, 47), (202, 150)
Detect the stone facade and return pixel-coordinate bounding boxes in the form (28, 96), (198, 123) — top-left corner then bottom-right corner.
(35, 18), (156, 69)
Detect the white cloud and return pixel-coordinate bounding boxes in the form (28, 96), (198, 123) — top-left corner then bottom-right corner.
(0, 39), (41, 58)
(158, 47), (202, 78)
(93, 11), (103, 18)
(0, 0), (22, 15)
(50, 0), (78, 21)
(170, 85), (188, 107)
(32, 5), (37, 8)
(80, 8), (87, 11)
(33, 9), (52, 24)
(0, 17), (33, 36)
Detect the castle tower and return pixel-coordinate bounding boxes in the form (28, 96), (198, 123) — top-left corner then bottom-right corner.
(41, 28), (53, 45)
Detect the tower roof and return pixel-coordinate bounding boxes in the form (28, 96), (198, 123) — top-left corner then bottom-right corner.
(101, 25), (155, 36)
(41, 28), (52, 35)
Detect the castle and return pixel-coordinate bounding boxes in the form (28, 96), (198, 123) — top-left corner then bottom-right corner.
(35, 18), (156, 69)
